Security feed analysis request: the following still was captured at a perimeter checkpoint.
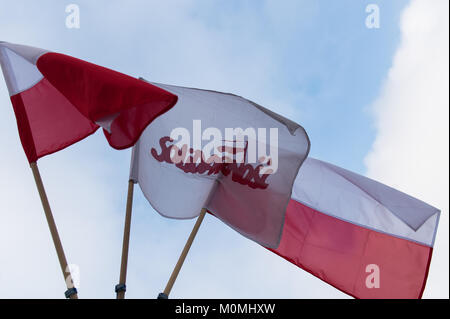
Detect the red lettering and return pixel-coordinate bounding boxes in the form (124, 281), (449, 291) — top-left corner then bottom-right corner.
(150, 136), (270, 190)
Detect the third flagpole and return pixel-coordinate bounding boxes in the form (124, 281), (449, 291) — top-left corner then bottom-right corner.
(158, 208), (207, 299)
(158, 177), (220, 299)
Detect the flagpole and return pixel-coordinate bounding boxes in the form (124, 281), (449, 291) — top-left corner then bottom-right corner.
(115, 179), (135, 299)
(30, 162), (78, 299)
(158, 208), (207, 299)
(158, 175), (221, 299)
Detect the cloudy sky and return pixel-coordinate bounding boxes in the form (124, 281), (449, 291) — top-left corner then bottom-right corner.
(0, 0), (448, 298)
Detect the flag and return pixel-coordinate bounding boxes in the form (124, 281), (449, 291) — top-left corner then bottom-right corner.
(268, 158), (440, 299)
(130, 80), (310, 248)
(0, 41), (178, 162)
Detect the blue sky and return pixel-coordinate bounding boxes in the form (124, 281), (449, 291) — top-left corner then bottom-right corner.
(1, 0), (408, 171)
(0, 0), (447, 299)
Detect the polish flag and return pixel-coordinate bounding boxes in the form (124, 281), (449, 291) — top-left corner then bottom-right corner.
(0, 41), (177, 162)
(268, 158), (440, 299)
(130, 80), (311, 248)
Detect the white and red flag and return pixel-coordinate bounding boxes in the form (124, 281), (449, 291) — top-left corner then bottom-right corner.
(269, 158), (440, 299)
(130, 80), (311, 248)
(130, 80), (439, 298)
(0, 41), (178, 162)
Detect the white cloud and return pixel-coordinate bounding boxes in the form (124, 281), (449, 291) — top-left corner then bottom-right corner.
(365, 0), (449, 298)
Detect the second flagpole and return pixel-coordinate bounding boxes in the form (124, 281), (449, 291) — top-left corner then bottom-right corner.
(115, 179), (135, 299)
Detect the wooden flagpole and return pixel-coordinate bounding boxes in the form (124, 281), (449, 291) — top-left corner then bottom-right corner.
(116, 179), (135, 299)
(30, 162), (78, 299)
(158, 208), (207, 299)
(158, 174), (220, 299)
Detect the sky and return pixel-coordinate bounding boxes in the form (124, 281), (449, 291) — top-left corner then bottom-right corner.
(0, 0), (448, 298)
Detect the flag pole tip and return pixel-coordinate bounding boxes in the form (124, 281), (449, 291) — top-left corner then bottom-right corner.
(115, 283), (126, 293)
(157, 293), (169, 299)
(64, 287), (78, 299)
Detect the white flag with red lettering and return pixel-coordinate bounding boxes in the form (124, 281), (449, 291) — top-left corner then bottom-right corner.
(130, 80), (439, 297)
(130, 80), (311, 248)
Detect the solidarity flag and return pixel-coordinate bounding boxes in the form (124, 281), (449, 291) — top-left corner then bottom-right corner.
(0, 41), (177, 162)
(130, 80), (310, 248)
(269, 158), (440, 299)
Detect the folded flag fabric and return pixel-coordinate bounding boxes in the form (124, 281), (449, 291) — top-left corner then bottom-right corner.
(130, 80), (310, 248)
(268, 158), (440, 299)
(0, 41), (178, 162)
